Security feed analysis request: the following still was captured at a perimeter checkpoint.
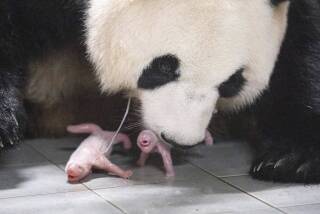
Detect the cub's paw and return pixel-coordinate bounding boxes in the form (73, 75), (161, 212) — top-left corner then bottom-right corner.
(250, 148), (320, 184)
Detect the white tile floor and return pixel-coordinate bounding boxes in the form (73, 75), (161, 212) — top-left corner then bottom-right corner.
(0, 138), (319, 214)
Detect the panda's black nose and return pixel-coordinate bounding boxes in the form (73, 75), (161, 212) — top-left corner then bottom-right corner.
(160, 132), (197, 149)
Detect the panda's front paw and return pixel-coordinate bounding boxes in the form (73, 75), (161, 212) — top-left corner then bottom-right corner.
(0, 102), (26, 148)
(250, 148), (320, 184)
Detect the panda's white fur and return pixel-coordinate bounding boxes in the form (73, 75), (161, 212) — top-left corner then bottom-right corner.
(86, 0), (289, 146)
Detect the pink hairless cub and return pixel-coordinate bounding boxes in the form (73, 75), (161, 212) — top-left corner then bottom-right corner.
(65, 123), (133, 183)
(136, 130), (214, 177)
(136, 130), (175, 177)
(205, 130), (214, 146)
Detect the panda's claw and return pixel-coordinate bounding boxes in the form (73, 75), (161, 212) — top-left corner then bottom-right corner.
(265, 161), (275, 167)
(256, 162), (264, 172)
(250, 147), (320, 184)
(296, 163), (310, 178)
(11, 113), (19, 127)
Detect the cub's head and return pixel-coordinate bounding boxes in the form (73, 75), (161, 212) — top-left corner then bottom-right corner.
(86, 0), (290, 147)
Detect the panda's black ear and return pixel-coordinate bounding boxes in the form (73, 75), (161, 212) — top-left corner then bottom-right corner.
(271, 0), (290, 6)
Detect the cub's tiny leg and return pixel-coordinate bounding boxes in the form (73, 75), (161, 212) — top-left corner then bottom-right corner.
(95, 156), (132, 179)
(205, 130), (214, 146)
(137, 152), (150, 167)
(114, 133), (132, 150)
(157, 144), (175, 177)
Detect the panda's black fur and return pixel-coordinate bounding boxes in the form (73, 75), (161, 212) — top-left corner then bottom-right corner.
(0, 0), (86, 145)
(250, 0), (320, 183)
(138, 54), (181, 90)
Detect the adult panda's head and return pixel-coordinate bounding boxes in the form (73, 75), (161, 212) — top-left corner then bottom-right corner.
(86, 0), (290, 147)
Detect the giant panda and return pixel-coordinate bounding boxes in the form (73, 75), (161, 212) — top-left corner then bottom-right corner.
(1, 0), (319, 184)
(86, 0), (320, 183)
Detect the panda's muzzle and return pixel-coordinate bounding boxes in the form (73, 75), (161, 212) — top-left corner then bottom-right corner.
(160, 132), (199, 149)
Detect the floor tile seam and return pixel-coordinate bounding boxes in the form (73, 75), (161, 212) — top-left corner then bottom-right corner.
(0, 189), (89, 200)
(90, 189), (128, 214)
(187, 161), (287, 214)
(278, 202), (320, 210)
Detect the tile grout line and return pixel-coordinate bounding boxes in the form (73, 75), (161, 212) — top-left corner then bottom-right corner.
(25, 141), (127, 214)
(187, 161), (288, 214)
(81, 181), (128, 214)
(88, 188), (128, 214)
(0, 189), (89, 200)
(220, 174), (250, 178)
(278, 202), (320, 210)
(25, 142), (72, 173)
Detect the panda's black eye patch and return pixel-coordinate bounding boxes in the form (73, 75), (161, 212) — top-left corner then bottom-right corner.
(138, 54), (180, 90)
(218, 68), (246, 98)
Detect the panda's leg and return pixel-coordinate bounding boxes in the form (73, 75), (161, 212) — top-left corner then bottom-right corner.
(250, 79), (320, 184)
(250, 138), (320, 184)
(248, 0), (320, 183)
(0, 65), (26, 147)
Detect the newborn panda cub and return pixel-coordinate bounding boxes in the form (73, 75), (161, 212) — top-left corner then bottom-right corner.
(65, 123), (133, 182)
(136, 130), (214, 177)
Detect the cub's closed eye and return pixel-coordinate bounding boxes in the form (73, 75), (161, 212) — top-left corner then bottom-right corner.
(218, 68), (246, 98)
(138, 54), (180, 90)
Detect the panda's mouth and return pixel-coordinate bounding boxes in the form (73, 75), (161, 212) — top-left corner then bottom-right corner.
(160, 133), (198, 150)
